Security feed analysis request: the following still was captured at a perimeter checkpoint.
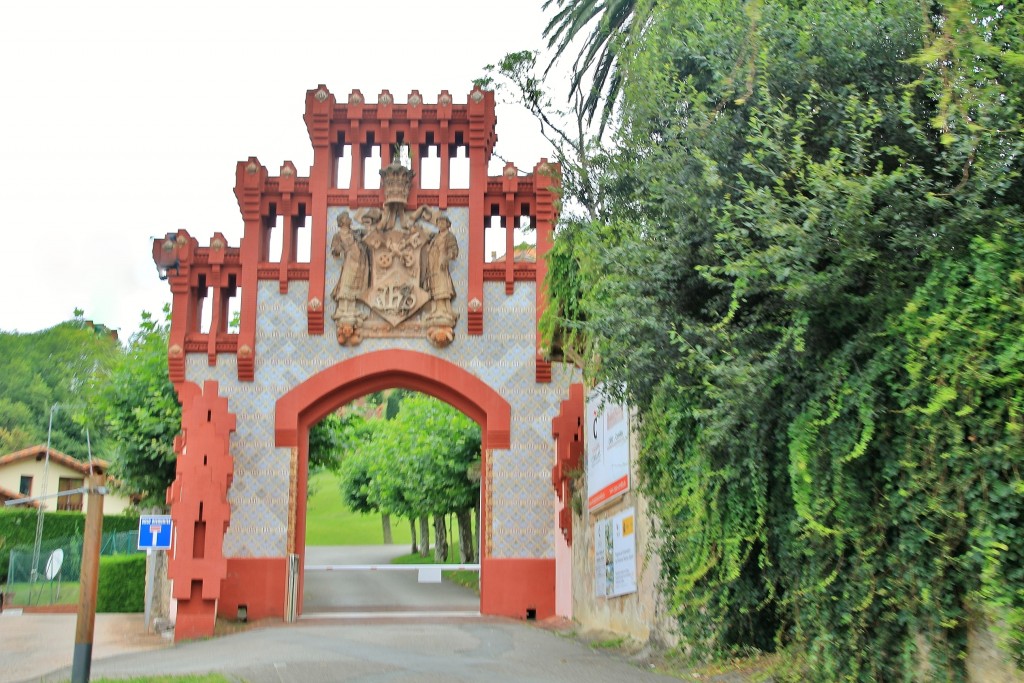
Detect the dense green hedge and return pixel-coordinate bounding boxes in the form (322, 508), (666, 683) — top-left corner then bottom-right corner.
(0, 508), (138, 581)
(96, 554), (146, 612)
(540, 0), (1024, 679)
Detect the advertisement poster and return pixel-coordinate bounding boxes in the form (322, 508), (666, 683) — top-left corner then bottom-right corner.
(594, 508), (638, 598)
(586, 386), (631, 510)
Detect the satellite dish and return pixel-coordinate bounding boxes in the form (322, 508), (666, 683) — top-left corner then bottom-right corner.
(45, 549), (64, 581)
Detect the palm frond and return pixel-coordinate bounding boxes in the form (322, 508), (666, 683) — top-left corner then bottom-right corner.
(542, 0), (639, 133)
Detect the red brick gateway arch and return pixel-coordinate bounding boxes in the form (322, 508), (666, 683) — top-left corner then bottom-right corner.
(153, 85), (586, 641)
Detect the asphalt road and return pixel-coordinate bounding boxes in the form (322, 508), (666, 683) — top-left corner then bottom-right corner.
(29, 618), (680, 683)
(302, 544), (479, 615)
(6, 545), (680, 682)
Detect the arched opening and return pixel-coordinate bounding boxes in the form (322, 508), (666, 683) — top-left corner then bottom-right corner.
(303, 389), (483, 616)
(274, 350), (510, 617)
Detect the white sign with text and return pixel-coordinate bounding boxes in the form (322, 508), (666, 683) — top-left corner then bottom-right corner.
(594, 507), (638, 598)
(586, 386), (631, 510)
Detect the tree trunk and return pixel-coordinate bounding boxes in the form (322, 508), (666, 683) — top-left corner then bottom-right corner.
(433, 515), (448, 564)
(381, 513), (393, 544)
(457, 507), (475, 563)
(418, 515), (430, 557)
(474, 504), (480, 557)
(409, 517), (418, 554)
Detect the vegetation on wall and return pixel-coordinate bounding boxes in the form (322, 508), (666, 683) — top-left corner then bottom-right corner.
(521, 0), (1023, 679)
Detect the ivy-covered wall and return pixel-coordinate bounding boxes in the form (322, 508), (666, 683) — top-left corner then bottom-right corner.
(542, 1), (1024, 680)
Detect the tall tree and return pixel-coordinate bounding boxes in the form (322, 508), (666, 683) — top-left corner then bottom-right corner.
(541, 0), (638, 134)
(0, 314), (119, 459)
(337, 394), (481, 563)
(90, 309), (180, 504)
(539, 0), (1024, 679)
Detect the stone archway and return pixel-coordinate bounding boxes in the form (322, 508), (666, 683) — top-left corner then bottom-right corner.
(156, 85), (580, 642)
(275, 349), (510, 616)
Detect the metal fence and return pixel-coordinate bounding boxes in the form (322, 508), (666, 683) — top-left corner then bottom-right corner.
(4, 530), (141, 607)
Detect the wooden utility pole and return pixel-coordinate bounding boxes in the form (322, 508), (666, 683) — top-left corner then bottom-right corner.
(71, 473), (104, 683)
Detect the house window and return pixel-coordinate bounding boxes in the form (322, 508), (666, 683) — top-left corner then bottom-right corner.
(57, 477), (84, 511)
(19, 475), (32, 496)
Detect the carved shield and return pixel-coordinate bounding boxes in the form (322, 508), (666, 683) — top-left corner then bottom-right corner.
(359, 226), (431, 327)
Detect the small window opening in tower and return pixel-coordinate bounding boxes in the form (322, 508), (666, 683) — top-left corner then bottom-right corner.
(394, 131), (412, 169)
(515, 204), (537, 262)
(227, 275), (242, 333)
(485, 205), (505, 264)
(197, 274), (214, 334)
(268, 213), (285, 263)
(259, 205), (276, 262)
(334, 134), (352, 189)
(362, 133), (381, 189)
(295, 208), (310, 263)
(419, 132), (440, 189)
(449, 132), (469, 188)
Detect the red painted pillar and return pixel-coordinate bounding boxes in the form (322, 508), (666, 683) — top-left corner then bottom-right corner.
(437, 91), (452, 210)
(167, 380), (236, 641)
(165, 231), (196, 385)
(501, 163), (519, 295)
(305, 85), (335, 336)
(534, 159), (560, 382)
(234, 158), (267, 382)
(346, 90), (365, 202)
(467, 87), (496, 335)
(206, 233), (228, 366)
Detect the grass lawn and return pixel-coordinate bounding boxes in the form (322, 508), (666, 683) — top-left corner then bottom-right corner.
(305, 472), (479, 576)
(5, 580), (80, 607)
(391, 550), (480, 592)
(305, 470), (415, 545)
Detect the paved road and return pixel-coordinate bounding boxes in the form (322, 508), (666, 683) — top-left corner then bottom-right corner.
(303, 545), (479, 615)
(25, 617), (678, 683)
(6, 545), (680, 682)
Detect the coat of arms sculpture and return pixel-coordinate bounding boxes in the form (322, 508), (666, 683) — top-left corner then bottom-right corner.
(330, 162), (459, 348)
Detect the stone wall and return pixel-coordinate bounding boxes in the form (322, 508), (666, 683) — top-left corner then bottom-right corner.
(569, 423), (676, 646)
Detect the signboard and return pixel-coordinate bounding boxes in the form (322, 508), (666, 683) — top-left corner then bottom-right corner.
(594, 507), (638, 598)
(586, 386), (631, 510)
(138, 514), (173, 550)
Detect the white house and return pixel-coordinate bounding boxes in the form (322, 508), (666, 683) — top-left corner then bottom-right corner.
(0, 445), (133, 515)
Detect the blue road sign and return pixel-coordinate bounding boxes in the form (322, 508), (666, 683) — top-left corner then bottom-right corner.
(138, 514), (173, 550)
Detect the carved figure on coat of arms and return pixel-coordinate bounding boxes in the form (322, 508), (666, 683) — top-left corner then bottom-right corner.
(328, 161), (460, 347)
(424, 213), (459, 347)
(330, 210), (369, 345)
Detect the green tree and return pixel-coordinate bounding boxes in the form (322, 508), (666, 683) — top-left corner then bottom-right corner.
(309, 411), (368, 474)
(338, 394), (481, 563)
(0, 316), (119, 459)
(539, 0), (1024, 679)
(91, 309), (180, 504)
(541, 0), (638, 134)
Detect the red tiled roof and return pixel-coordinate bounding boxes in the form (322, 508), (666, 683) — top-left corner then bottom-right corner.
(0, 484), (39, 508)
(0, 444), (108, 476)
(491, 244), (537, 263)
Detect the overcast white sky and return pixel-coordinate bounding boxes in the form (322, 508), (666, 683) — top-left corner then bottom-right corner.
(0, 0), (556, 336)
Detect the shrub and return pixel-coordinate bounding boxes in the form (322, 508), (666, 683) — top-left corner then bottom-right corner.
(96, 553), (145, 612)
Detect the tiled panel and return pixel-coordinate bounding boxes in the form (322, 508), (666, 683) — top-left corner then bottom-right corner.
(185, 206), (581, 560)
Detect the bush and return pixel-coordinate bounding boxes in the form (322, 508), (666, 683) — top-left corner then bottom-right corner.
(0, 508), (139, 581)
(96, 553), (145, 612)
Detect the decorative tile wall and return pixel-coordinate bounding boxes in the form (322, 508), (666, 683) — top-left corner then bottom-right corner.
(185, 206), (580, 560)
